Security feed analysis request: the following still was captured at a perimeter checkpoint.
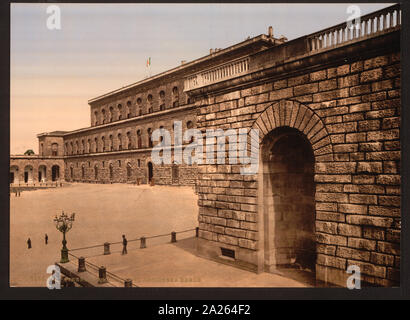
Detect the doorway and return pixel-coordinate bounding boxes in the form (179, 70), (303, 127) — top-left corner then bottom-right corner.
(262, 127), (316, 273)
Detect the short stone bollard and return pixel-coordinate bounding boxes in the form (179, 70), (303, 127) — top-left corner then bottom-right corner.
(196, 227), (199, 238)
(171, 232), (177, 243)
(78, 257), (86, 272)
(124, 279), (133, 287)
(140, 237), (146, 249)
(104, 242), (111, 255)
(98, 266), (107, 284)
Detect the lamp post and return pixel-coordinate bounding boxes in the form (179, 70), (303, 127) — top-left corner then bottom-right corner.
(54, 211), (75, 263)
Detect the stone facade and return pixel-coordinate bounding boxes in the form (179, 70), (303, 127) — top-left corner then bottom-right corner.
(191, 6), (401, 286)
(10, 4), (401, 287)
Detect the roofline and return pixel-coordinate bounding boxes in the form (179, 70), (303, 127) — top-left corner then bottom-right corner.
(87, 34), (275, 104)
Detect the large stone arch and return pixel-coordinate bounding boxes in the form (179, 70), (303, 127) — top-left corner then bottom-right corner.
(251, 100), (333, 276)
(251, 100), (333, 161)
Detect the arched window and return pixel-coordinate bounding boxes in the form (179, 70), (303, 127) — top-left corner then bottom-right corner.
(51, 143), (58, 156)
(126, 101), (132, 118)
(137, 98), (142, 116)
(101, 136), (105, 151)
(147, 128), (153, 148)
(118, 104), (123, 120)
(118, 133), (122, 151)
(81, 140), (84, 154)
(87, 139), (91, 153)
(172, 86), (179, 108)
(126, 131), (132, 149)
(70, 142), (73, 155)
(109, 134), (113, 151)
(94, 111), (99, 125)
(109, 106), (114, 122)
(159, 126), (164, 142)
(109, 163), (113, 180)
(126, 163), (132, 180)
(81, 165), (85, 179)
(40, 143), (44, 156)
(94, 137), (98, 153)
(94, 165), (98, 180)
(75, 141), (79, 154)
(101, 109), (106, 124)
(137, 129), (142, 148)
(147, 94), (153, 113)
(159, 90), (165, 111)
(64, 143), (68, 155)
(186, 120), (194, 143)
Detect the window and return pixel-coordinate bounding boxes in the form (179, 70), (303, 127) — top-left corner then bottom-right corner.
(94, 111), (99, 125)
(147, 128), (153, 148)
(40, 143), (44, 156)
(118, 104), (122, 120)
(159, 126), (164, 142)
(87, 139), (91, 153)
(81, 166), (85, 179)
(102, 109), (106, 124)
(109, 135), (113, 151)
(70, 142), (73, 155)
(126, 131), (132, 149)
(109, 106), (114, 122)
(94, 137), (98, 152)
(172, 86), (179, 107)
(51, 143), (58, 156)
(101, 136), (105, 151)
(118, 160), (121, 167)
(187, 121), (195, 143)
(109, 164), (113, 180)
(75, 141), (79, 154)
(137, 98), (142, 116)
(137, 130), (142, 148)
(81, 140), (84, 154)
(118, 133), (122, 150)
(127, 163), (132, 180)
(159, 90), (165, 111)
(147, 94), (153, 113)
(126, 101), (132, 118)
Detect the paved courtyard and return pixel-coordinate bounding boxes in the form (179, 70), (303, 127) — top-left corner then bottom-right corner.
(10, 183), (198, 287)
(10, 183), (310, 288)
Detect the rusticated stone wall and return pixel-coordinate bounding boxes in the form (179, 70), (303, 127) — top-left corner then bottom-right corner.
(195, 50), (400, 287)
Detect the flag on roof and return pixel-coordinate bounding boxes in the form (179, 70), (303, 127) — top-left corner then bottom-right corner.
(146, 57), (151, 67)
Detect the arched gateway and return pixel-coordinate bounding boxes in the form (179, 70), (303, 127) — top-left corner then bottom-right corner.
(253, 100), (333, 274)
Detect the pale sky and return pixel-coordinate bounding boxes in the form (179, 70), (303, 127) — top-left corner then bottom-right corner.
(10, 3), (392, 154)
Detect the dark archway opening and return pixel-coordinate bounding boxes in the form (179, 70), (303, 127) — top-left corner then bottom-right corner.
(148, 162), (153, 182)
(52, 165), (60, 181)
(262, 127), (316, 274)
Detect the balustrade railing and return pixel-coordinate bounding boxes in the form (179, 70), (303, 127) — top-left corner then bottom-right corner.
(184, 57), (250, 91)
(307, 4), (400, 52)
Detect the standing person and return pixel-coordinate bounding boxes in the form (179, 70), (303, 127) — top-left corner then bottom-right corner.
(27, 238), (32, 249)
(45, 233), (48, 245)
(122, 235), (128, 255)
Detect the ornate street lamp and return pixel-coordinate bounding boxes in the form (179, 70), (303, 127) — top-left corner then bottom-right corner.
(54, 211), (75, 263)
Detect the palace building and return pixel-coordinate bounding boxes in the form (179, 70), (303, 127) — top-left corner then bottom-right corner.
(10, 4), (401, 287)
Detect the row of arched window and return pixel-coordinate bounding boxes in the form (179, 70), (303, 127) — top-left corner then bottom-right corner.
(69, 160), (142, 181)
(93, 86), (188, 126)
(64, 120), (194, 156)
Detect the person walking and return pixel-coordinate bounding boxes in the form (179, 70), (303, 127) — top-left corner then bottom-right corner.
(122, 235), (128, 255)
(27, 238), (32, 249)
(45, 233), (48, 245)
